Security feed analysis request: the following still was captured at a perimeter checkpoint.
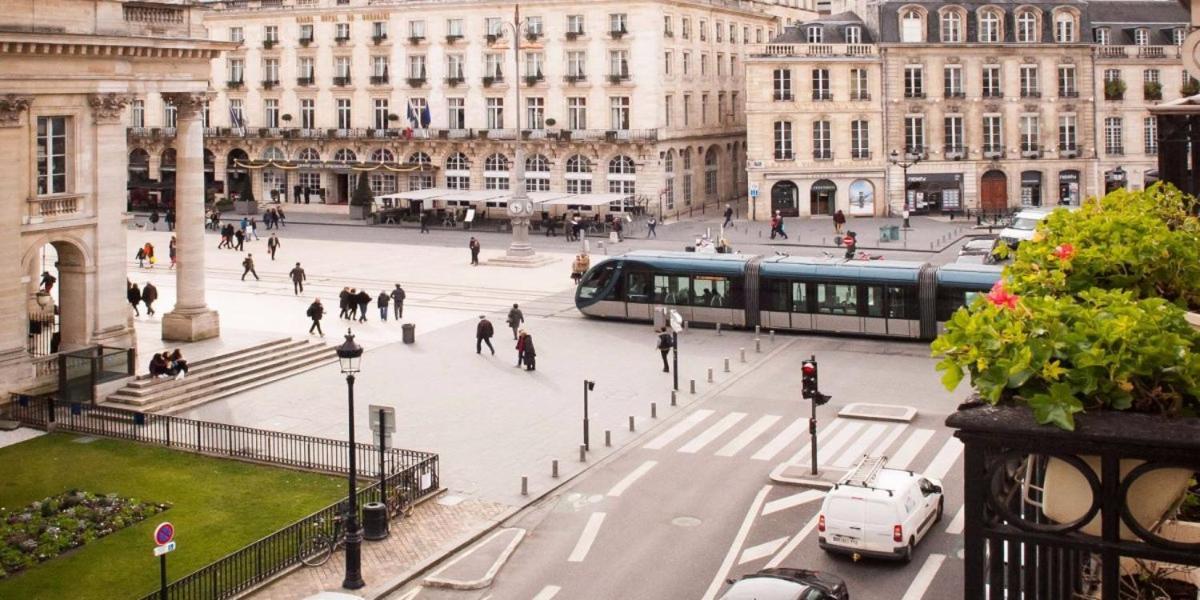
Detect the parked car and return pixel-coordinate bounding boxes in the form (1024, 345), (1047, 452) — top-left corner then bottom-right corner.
(998, 206), (1078, 248)
(720, 568), (849, 600)
(958, 238), (1002, 265)
(817, 456), (944, 562)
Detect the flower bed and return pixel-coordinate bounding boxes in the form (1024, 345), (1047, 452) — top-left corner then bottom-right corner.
(1, 491), (169, 578)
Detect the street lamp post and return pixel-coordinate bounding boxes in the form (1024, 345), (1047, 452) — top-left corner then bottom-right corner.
(500, 5), (536, 259)
(889, 149), (921, 240)
(336, 330), (365, 590)
(583, 380), (595, 450)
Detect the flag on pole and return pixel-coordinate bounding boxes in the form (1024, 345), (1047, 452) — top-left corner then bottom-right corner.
(406, 101), (418, 128)
(229, 103), (245, 136)
(420, 104), (432, 129)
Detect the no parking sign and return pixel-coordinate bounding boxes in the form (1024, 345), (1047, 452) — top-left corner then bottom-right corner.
(153, 522), (175, 546)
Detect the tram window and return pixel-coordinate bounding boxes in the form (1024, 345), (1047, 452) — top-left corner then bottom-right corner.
(791, 282), (809, 313)
(579, 265), (617, 300)
(654, 274), (692, 305)
(626, 272), (652, 303)
(765, 280), (790, 311)
(886, 286), (918, 319)
(693, 276), (731, 307)
(935, 287), (973, 320)
(865, 286), (884, 317)
(817, 284), (857, 315)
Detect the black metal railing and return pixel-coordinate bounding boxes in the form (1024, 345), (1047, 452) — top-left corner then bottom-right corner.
(949, 403), (1200, 600)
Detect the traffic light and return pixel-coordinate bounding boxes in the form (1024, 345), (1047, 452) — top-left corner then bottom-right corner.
(801, 357), (832, 405)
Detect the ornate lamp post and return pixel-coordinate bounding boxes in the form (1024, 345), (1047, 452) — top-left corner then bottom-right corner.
(501, 5), (535, 259)
(336, 330), (365, 590)
(889, 148), (922, 214)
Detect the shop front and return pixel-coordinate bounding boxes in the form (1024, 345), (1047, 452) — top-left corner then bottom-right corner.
(1058, 170), (1081, 205)
(1020, 170), (1043, 207)
(905, 173), (963, 214)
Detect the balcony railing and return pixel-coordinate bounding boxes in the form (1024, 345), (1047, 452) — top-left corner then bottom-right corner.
(1107, 145), (1124, 156)
(482, 75), (502, 87)
(409, 35), (426, 45)
(1021, 143), (1041, 158)
(372, 34), (388, 44)
(227, 79), (244, 89)
(262, 79), (279, 89)
(444, 34), (462, 44)
(198, 126), (659, 143)
(945, 145), (966, 159)
(812, 90), (832, 101)
(564, 74), (586, 84)
(297, 76), (314, 86)
(370, 75), (390, 85)
(299, 37), (313, 46)
(609, 28), (628, 39)
(983, 144), (1004, 158)
(262, 39), (277, 49)
(1095, 45), (1181, 60)
(406, 76), (427, 87)
(608, 73), (630, 84)
(756, 43), (875, 57)
(444, 75), (465, 86)
(27, 194), (82, 221)
(524, 74), (545, 86)
(333, 76), (351, 87)
(334, 35), (350, 44)
(565, 30), (584, 40)
(1020, 89), (1041, 98)
(983, 89), (1003, 98)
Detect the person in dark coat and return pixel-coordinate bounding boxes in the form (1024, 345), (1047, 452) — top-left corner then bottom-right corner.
(267, 233), (281, 260)
(723, 204), (734, 228)
(141, 281), (158, 316)
(390, 284), (406, 319)
(657, 327), (674, 373)
(377, 291), (390, 321)
(522, 332), (536, 371)
(169, 236), (177, 269)
(165, 208), (176, 231)
(168, 349), (189, 379)
(127, 282), (142, 316)
(241, 254), (259, 281)
(469, 237), (481, 265)
(356, 289), (371, 323)
(148, 352), (169, 378)
(148, 209), (160, 230)
(339, 287), (352, 319)
(289, 262), (306, 295)
(515, 329), (527, 368)
(40, 271), (56, 293)
(476, 315), (495, 354)
(234, 229), (245, 251)
(833, 209), (847, 234)
(506, 304), (524, 340)
(419, 211), (431, 234)
(307, 298), (325, 336)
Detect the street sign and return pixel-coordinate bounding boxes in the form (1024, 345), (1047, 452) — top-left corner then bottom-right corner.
(153, 541), (176, 556)
(749, 183), (760, 199)
(669, 309), (683, 333)
(842, 235), (856, 247)
(369, 405), (395, 434)
(153, 522), (175, 546)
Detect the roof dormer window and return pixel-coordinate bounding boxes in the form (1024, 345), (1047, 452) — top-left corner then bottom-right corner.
(806, 25), (823, 43)
(1094, 27), (1110, 45)
(1016, 11), (1038, 43)
(940, 10), (962, 43)
(1134, 28), (1150, 46)
(900, 9), (924, 43)
(1172, 28), (1186, 46)
(845, 25), (861, 44)
(1054, 11), (1076, 43)
(978, 10), (1002, 43)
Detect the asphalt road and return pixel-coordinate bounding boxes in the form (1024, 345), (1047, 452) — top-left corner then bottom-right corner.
(390, 335), (971, 600)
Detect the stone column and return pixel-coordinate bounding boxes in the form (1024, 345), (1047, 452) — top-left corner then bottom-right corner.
(0, 95), (33, 379)
(89, 93), (137, 350)
(162, 92), (220, 341)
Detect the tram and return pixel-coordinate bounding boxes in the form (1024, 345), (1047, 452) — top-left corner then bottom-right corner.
(574, 251), (1000, 341)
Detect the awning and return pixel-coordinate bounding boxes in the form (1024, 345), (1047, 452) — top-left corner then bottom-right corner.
(538, 193), (630, 206)
(439, 190), (510, 203)
(380, 188), (450, 201)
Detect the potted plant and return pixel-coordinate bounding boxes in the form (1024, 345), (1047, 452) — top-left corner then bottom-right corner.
(1105, 78), (1127, 101)
(1145, 81), (1164, 101)
(349, 171), (372, 220)
(1183, 78), (1200, 97)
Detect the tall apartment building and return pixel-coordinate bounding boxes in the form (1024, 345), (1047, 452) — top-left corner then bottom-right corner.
(745, 0), (1189, 219)
(128, 0), (814, 218)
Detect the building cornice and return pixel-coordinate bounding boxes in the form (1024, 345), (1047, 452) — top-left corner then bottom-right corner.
(203, 0), (787, 21)
(0, 31), (238, 60)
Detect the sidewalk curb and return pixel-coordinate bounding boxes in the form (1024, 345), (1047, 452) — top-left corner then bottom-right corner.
(421, 528), (527, 590)
(370, 334), (801, 599)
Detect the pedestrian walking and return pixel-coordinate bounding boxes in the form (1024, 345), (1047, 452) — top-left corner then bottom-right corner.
(657, 327), (674, 372)
(469, 237), (481, 266)
(234, 229), (245, 251)
(241, 254), (259, 281)
(339, 287), (352, 319)
(356, 289), (371, 323)
(419, 211), (431, 234)
(134, 245), (147, 268)
(723, 204), (734, 228)
(506, 303), (524, 340)
(306, 298), (325, 336)
(127, 282), (142, 316)
(612, 218), (624, 242)
(834, 209), (846, 235)
(476, 315), (495, 355)
(210, 210), (221, 231)
(169, 236), (177, 269)
(515, 329), (527, 368)
(390, 284), (406, 319)
(647, 217), (658, 238)
(142, 281), (158, 316)
(377, 291), (390, 321)
(148, 209), (160, 230)
(276, 206), (286, 227)
(165, 208), (176, 231)
(40, 271), (56, 293)
(770, 211), (789, 240)
(289, 262), (306, 295)
(571, 217), (583, 241)
(239, 217), (249, 238)
(249, 218), (260, 241)
(522, 332), (537, 371)
(902, 208), (911, 229)
(267, 233), (280, 260)
(218, 224), (232, 249)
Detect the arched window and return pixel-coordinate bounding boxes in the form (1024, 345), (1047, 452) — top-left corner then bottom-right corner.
(900, 9), (924, 43)
(445, 152), (470, 190)
(978, 10), (1001, 43)
(334, 148), (358, 163)
(298, 148), (321, 162)
(1054, 11), (1076, 43)
(484, 153), (510, 190)
(1016, 11), (1038, 43)
(371, 148), (395, 163)
(525, 154), (550, 192)
(407, 152), (431, 166)
(565, 154), (593, 194)
(607, 155), (636, 196)
(263, 146), (285, 161)
(663, 150), (676, 211)
(703, 147), (718, 201)
(940, 9), (962, 43)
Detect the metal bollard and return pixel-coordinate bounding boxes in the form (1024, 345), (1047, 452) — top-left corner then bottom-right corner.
(740, 348), (746, 363)
(671, 390), (678, 406)
(756, 339), (762, 353)
(651, 402), (658, 418)
(690, 379), (697, 394)
(724, 357), (730, 373)
(521, 476), (528, 496)
(580, 444), (587, 462)
(605, 430), (612, 447)
(755, 325), (761, 337)
(683, 320), (689, 331)
(707, 368), (714, 383)
(552, 460), (559, 478)
(716, 323), (722, 336)
(629, 416), (636, 432)
(770, 330), (775, 343)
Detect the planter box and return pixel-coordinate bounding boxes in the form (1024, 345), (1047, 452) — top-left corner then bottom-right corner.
(234, 200), (257, 215)
(349, 205), (370, 220)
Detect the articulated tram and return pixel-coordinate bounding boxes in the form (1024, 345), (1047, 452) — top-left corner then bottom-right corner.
(574, 251), (1001, 341)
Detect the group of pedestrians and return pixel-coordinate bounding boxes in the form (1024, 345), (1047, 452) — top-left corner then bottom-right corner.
(148, 349), (188, 380)
(146, 208), (176, 231)
(126, 280), (159, 317)
(306, 283), (406, 336)
(475, 304), (536, 370)
(262, 207), (286, 229)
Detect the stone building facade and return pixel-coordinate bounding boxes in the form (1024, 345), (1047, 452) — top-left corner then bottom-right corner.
(745, 0), (1189, 219)
(129, 0), (815, 219)
(0, 0), (230, 396)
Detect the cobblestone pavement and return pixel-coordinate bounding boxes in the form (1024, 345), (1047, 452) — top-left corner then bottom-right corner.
(253, 496), (508, 600)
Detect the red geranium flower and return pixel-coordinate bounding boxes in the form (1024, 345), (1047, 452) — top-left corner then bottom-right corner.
(1052, 243), (1076, 261)
(986, 280), (1020, 310)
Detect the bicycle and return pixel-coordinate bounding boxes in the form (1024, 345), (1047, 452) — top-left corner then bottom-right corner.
(384, 481), (413, 520)
(299, 512), (345, 567)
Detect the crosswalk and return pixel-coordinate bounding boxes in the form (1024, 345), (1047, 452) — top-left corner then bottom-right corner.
(641, 409), (958, 476)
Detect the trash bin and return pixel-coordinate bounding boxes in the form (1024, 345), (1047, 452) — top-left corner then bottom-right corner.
(361, 502), (389, 540)
(402, 323), (415, 344)
(879, 226), (890, 242)
(888, 225), (900, 241)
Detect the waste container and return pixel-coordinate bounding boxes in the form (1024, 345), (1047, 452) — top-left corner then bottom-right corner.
(361, 502), (389, 540)
(402, 323), (415, 344)
(879, 225), (900, 241)
(889, 225), (901, 240)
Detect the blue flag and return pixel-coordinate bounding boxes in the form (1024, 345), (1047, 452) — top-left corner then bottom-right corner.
(420, 104), (432, 129)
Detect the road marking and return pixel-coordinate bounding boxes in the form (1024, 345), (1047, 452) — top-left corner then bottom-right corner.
(392, 587), (422, 600)
(900, 553), (947, 600)
(830, 422), (890, 468)
(888, 428), (936, 470)
(679, 412), (747, 454)
(701, 485), (772, 600)
(715, 414), (782, 457)
(924, 437), (964, 481)
(774, 418), (847, 470)
(762, 489), (825, 516)
(607, 460), (657, 497)
(863, 422), (908, 464)
(644, 409), (715, 450)
(812, 420), (864, 463)
(532, 585), (562, 600)
(765, 513), (821, 569)
(738, 536), (789, 565)
(945, 506), (965, 535)
(753, 417), (831, 462)
(567, 512), (606, 563)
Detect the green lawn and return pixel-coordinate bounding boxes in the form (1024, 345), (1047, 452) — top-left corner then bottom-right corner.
(0, 433), (346, 600)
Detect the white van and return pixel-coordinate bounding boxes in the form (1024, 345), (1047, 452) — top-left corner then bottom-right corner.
(998, 206), (1080, 248)
(817, 456), (944, 562)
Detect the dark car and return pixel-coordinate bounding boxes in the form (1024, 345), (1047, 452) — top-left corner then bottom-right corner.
(720, 568), (849, 600)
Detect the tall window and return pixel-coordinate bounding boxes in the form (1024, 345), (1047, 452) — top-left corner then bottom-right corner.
(609, 50), (629, 78)
(485, 17), (502, 36)
(683, 18), (691, 40)
(773, 69), (792, 101)
(1173, 28), (1186, 46)
(229, 99), (244, 128)
(131, 100), (144, 127)
(851, 120), (869, 158)
(526, 97), (545, 129)
(941, 11), (962, 42)
(851, 68), (869, 100)
(485, 53), (504, 78)
(299, 24), (313, 42)
(1016, 12), (1038, 43)
(1059, 114), (1077, 150)
(410, 20), (426, 38)
(408, 55), (426, 79)
(1134, 28), (1149, 46)
(484, 154), (510, 190)
(944, 64), (963, 97)
(1094, 27), (1110, 45)
(567, 14), (584, 35)
(1104, 68), (1121, 83)
(264, 58), (280, 83)
(1020, 65), (1040, 97)
(608, 156), (636, 196)
(567, 97), (587, 129)
(335, 22), (350, 40)
(901, 10), (923, 43)
(773, 121), (793, 160)
(446, 152), (470, 190)
(264, 25), (278, 43)
(812, 68), (830, 100)
(664, 95), (672, 127)
(566, 155), (592, 193)
(609, 13), (627, 34)
(568, 51), (586, 77)
(373, 98), (389, 129)
(1145, 117), (1158, 155)
(299, 57), (315, 80)
(904, 65), (924, 98)
(527, 16), (543, 36)
(983, 115), (1003, 152)
(683, 95), (690, 127)
(337, 98), (351, 129)
(701, 94), (709, 124)
(1058, 65), (1077, 96)
(526, 154), (550, 192)
(1105, 117), (1123, 154)
(904, 115), (924, 152)
(264, 99), (279, 128)
(983, 65), (1002, 97)
(979, 11), (1000, 43)
(610, 96), (630, 130)
(813, 120), (831, 159)
(845, 25), (862, 44)
(487, 97), (504, 129)
(372, 21), (386, 39)
(373, 56), (389, 79)
(164, 102), (177, 128)
(36, 116), (68, 195)
(524, 52), (545, 79)
(301, 99), (315, 129)
(228, 58), (244, 83)
(806, 26), (823, 43)
(229, 27), (243, 43)
(1020, 115), (1040, 151)
(945, 115), (964, 151)
(1144, 69), (1160, 84)
(1055, 13), (1075, 43)
(446, 54), (464, 79)
(447, 97), (465, 129)
(335, 57), (351, 79)
(682, 52), (690, 76)
(702, 151), (716, 200)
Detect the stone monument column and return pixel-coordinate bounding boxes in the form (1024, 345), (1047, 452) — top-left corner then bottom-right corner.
(0, 96), (33, 366)
(162, 92), (220, 341)
(88, 93), (137, 349)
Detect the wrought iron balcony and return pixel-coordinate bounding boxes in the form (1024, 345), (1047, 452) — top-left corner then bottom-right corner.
(333, 76), (351, 87)
(370, 75), (389, 85)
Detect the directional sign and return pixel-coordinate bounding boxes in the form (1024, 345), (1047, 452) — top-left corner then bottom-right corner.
(369, 405), (396, 434)
(669, 309), (683, 333)
(153, 541), (176, 556)
(153, 522), (175, 546)
(749, 183), (760, 199)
